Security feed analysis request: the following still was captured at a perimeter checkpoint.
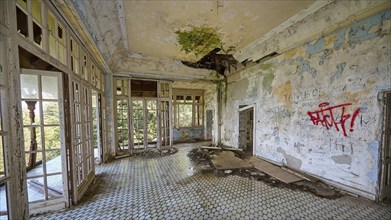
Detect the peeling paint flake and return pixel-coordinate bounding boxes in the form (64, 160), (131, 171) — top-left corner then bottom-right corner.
(331, 154), (352, 165)
(307, 37), (324, 55)
(296, 57), (317, 78)
(262, 72), (275, 94)
(329, 62), (346, 84)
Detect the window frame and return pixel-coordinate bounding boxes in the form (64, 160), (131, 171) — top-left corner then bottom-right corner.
(172, 89), (204, 128)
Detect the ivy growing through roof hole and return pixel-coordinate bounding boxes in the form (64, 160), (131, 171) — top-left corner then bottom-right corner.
(176, 26), (223, 57)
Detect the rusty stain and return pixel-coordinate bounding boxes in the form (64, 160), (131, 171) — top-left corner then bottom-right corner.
(343, 87), (372, 101)
(284, 47), (305, 60)
(324, 34), (337, 48)
(273, 81), (292, 110)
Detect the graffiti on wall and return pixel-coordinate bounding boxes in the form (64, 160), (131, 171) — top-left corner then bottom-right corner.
(307, 102), (361, 137)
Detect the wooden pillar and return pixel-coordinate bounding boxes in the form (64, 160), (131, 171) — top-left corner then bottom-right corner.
(25, 100), (38, 170)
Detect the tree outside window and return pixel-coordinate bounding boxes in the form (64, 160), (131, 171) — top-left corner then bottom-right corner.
(173, 90), (203, 128)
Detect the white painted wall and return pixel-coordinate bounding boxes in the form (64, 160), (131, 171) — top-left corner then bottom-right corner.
(220, 5), (391, 199)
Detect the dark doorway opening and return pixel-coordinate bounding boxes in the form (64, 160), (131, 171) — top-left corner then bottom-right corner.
(239, 106), (254, 157)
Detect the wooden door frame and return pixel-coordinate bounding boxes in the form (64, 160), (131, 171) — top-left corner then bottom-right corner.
(238, 104), (256, 156)
(21, 68), (69, 213)
(379, 90), (391, 202)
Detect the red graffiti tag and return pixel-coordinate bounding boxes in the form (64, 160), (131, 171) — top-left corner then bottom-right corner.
(307, 102), (361, 137)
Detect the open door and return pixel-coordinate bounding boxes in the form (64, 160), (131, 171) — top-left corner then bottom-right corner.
(380, 91), (391, 202)
(70, 80), (95, 203)
(20, 69), (69, 214)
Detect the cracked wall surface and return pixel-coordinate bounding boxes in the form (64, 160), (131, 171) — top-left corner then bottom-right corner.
(220, 3), (391, 199)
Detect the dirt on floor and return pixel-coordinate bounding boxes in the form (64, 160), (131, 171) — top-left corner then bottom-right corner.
(133, 147), (178, 158)
(117, 147), (179, 159)
(187, 147), (342, 199)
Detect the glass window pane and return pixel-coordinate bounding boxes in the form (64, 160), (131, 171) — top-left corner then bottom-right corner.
(26, 153), (43, 177)
(178, 104), (192, 127)
(48, 12), (55, 36)
(49, 36), (56, 58)
(21, 74), (38, 99)
(24, 127), (42, 152)
(27, 177), (45, 202)
(132, 100), (143, 110)
(0, 183), (8, 218)
(42, 76), (58, 99)
(32, 0), (42, 23)
(47, 174), (63, 199)
(0, 136), (4, 179)
(46, 150), (61, 174)
(44, 126), (61, 151)
(22, 101), (41, 125)
(43, 102), (59, 125)
(25, 151), (42, 171)
(147, 100), (156, 109)
(58, 44), (66, 64)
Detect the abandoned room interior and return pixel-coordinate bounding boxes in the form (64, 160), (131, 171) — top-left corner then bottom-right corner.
(0, 0), (391, 219)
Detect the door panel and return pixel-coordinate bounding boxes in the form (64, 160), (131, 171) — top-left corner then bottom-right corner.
(20, 69), (68, 214)
(70, 80), (95, 203)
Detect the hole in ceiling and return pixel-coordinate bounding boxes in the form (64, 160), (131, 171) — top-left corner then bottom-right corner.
(177, 26), (238, 76)
(176, 26), (223, 57)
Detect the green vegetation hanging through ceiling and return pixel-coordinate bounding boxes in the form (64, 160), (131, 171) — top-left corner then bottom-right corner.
(176, 26), (223, 57)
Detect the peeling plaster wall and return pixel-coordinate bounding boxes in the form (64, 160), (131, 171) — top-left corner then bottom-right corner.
(221, 6), (391, 199)
(204, 83), (219, 144)
(114, 56), (216, 81)
(235, 0), (390, 62)
(173, 127), (204, 142)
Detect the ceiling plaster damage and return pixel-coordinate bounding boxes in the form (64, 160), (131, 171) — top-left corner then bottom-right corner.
(63, 0), (345, 80)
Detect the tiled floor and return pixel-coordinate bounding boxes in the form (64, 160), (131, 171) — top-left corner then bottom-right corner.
(33, 142), (391, 220)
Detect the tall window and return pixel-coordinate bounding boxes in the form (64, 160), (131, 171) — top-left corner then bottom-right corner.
(173, 90), (203, 128)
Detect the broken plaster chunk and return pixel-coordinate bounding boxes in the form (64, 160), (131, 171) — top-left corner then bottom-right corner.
(224, 170), (233, 174)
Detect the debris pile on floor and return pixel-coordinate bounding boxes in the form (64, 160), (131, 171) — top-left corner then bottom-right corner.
(132, 147), (178, 158)
(188, 146), (341, 199)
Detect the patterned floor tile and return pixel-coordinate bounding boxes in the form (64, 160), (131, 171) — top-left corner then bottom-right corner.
(32, 142), (391, 220)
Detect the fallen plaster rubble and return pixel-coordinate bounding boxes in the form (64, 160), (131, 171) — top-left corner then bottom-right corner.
(188, 146), (341, 199)
(116, 147), (179, 159)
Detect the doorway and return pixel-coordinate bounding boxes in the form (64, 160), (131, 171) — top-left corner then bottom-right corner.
(132, 98), (158, 149)
(20, 69), (69, 214)
(380, 91), (391, 202)
(238, 105), (254, 157)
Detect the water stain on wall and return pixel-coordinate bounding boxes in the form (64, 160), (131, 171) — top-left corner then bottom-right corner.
(331, 154), (352, 165)
(277, 147), (303, 170)
(272, 80), (292, 110)
(262, 72), (275, 94)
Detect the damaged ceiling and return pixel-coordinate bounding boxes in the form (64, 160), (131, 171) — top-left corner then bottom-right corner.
(64, 0), (330, 80)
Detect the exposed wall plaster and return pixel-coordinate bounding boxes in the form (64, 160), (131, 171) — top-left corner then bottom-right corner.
(114, 56), (219, 81)
(220, 5), (391, 199)
(236, 0), (390, 62)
